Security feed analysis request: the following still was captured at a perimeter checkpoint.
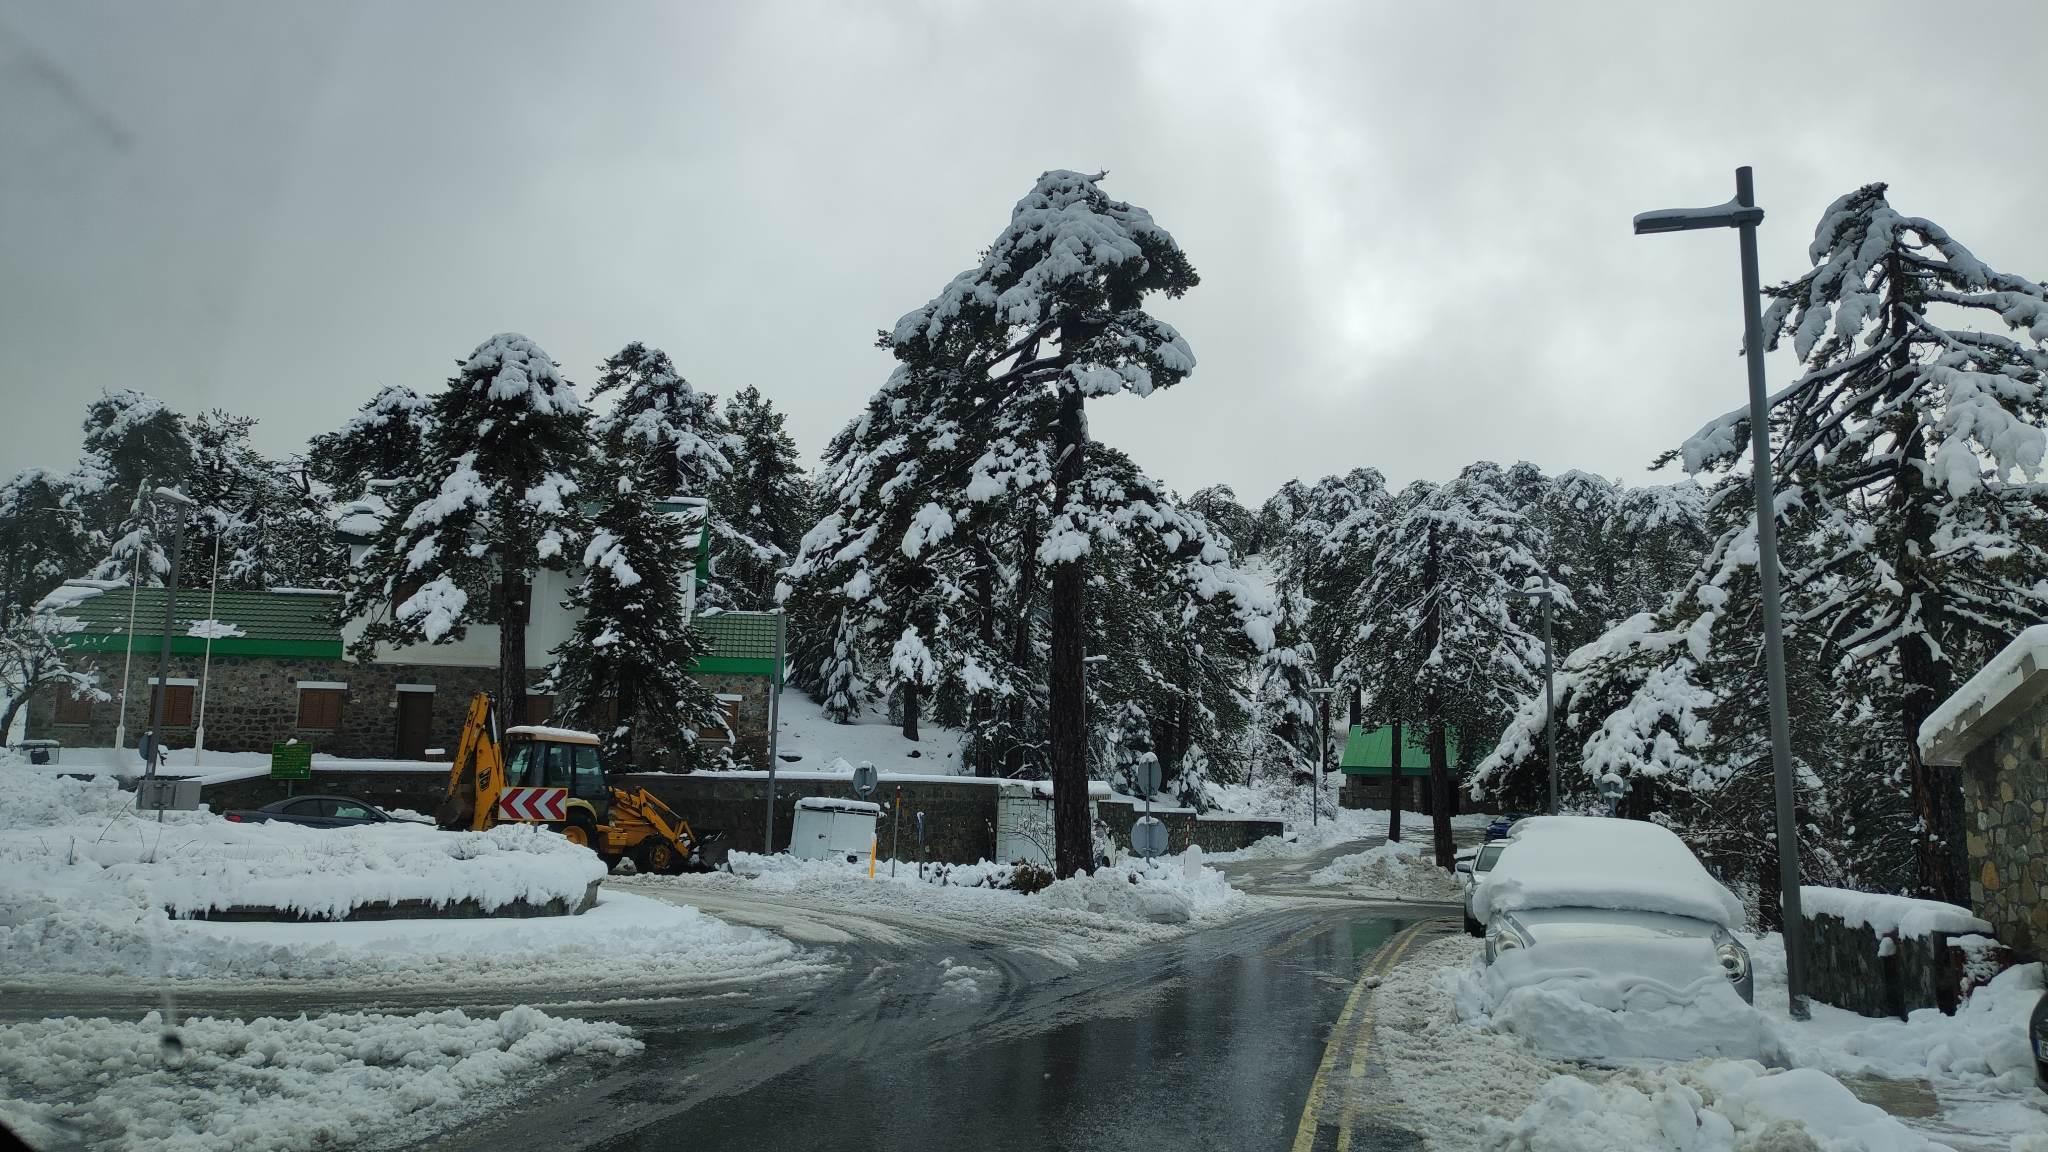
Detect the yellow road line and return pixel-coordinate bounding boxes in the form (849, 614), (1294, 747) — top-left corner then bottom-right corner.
(1335, 924), (1428, 1151)
(1290, 921), (1434, 1152)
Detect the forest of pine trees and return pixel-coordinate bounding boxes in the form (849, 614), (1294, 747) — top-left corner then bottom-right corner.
(5, 176), (2041, 908)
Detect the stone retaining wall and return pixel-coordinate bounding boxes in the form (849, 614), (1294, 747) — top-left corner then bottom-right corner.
(1800, 912), (1977, 1018)
(1095, 800), (1283, 855)
(1961, 689), (2048, 959)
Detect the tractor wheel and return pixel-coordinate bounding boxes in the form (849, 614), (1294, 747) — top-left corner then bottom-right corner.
(556, 812), (601, 854)
(636, 837), (682, 876)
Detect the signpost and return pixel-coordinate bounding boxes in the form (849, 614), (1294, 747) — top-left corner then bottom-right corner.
(851, 762), (879, 800)
(1131, 753), (1167, 860)
(269, 741), (312, 786)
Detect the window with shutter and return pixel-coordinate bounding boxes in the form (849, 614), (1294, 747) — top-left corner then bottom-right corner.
(524, 695), (554, 725)
(54, 692), (92, 725)
(697, 696), (742, 741)
(152, 685), (194, 727)
(297, 688), (347, 730)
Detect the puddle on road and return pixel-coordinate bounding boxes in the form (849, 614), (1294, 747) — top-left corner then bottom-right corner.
(1839, 1075), (1941, 1119)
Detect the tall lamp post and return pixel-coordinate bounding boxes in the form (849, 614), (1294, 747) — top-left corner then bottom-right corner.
(140, 486), (194, 814)
(1309, 685), (1339, 829)
(1508, 584), (1557, 815)
(1635, 166), (1808, 1020)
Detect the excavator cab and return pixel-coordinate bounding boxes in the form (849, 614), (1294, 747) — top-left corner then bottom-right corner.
(502, 726), (611, 843)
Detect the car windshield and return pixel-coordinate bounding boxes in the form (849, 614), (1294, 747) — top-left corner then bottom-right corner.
(1475, 843), (1507, 872)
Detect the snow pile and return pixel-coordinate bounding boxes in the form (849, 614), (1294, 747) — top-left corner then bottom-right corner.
(1038, 850), (1245, 925)
(1800, 886), (1994, 940)
(0, 1005), (637, 1152)
(1495, 1061), (1950, 1152)
(0, 768), (140, 826)
(1475, 815), (1745, 928)
(4, 806), (603, 921)
(1479, 958), (1769, 1063)
(1306, 839), (1464, 901)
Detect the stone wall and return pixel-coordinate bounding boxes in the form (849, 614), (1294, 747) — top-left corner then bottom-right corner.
(621, 771), (1003, 863)
(692, 672), (773, 768)
(1961, 690), (2048, 960)
(200, 769), (452, 816)
(1800, 912), (1984, 1018)
(1339, 774), (1484, 814)
(1095, 800), (1283, 855)
(26, 653), (497, 762)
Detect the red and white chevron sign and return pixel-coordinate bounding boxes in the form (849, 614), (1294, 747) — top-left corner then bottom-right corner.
(496, 786), (567, 823)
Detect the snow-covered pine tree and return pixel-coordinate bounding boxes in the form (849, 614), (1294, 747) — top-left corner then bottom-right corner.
(543, 467), (721, 769)
(0, 470), (91, 626)
(1185, 485), (1254, 559)
(186, 409), (341, 590)
(1302, 469), (1390, 725)
(1349, 462), (1558, 868)
(714, 385), (811, 610)
(1673, 184), (2048, 904)
(77, 390), (195, 584)
(591, 343), (779, 614)
(1605, 480), (1708, 620)
(817, 607), (862, 723)
(343, 334), (590, 717)
(1251, 588), (1320, 785)
(308, 385), (432, 498)
(883, 170), (1215, 878)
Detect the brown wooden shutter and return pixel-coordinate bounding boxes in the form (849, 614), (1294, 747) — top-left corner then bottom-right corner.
(297, 688), (346, 729)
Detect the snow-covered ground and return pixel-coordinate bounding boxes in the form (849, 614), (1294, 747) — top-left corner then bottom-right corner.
(19, 743), (447, 786)
(770, 689), (969, 775)
(1, 762), (821, 994)
(1307, 839), (1466, 901)
(0, 1005), (639, 1152)
(1377, 931), (2047, 1152)
(634, 845), (1265, 967)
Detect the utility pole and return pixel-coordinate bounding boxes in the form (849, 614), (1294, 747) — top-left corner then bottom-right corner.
(140, 487), (194, 815)
(763, 608), (786, 854)
(1309, 685), (1339, 829)
(1635, 165), (1809, 1020)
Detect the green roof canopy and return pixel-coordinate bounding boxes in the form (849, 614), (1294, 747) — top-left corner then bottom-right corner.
(1339, 723), (1470, 777)
(691, 611), (782, 683)
(51, 586), (344, 659)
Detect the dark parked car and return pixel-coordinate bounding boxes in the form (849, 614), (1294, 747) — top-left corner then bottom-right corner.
(224, 794), (428, 829)
(1485, 812), (1535, 842)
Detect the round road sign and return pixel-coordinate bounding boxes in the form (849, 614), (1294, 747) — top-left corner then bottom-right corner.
(1131, 815), (1169, 859)
(1132, 755), (1162, 798)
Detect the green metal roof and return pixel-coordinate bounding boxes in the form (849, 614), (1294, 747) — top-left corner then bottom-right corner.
(690, 611), (782, 682)
(52, 585), (344, 659)
(1339, 723), (1471, 777)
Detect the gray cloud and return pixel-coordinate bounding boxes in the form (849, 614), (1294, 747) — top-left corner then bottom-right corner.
(4, 0), (2045, 506)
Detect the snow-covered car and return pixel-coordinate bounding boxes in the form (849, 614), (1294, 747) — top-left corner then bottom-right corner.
(1473, 816), (1761, 1061)
(1457, 840), (1509, 936)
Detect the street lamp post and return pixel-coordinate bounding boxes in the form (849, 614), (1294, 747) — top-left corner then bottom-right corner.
(1635, 165), (1809, 1020)
(1309, 685), (1339, 829)
(1508, 585), (1557, 815)
(140, 487), (194, 816)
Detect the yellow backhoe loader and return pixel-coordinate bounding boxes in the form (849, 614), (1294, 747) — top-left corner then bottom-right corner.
(435, 693), (718, 873)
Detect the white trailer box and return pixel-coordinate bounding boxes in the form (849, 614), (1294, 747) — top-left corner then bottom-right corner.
(791, 796), (883, 862)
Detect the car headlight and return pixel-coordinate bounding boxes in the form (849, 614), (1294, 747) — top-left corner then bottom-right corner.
(1716, 940), (1748, 982)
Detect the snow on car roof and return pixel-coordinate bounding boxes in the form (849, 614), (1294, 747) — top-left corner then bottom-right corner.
(1473, 815), (1744, 928)
(503, 725), (600, 746)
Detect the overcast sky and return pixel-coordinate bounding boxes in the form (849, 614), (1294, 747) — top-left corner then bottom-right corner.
(3, 1), (2044, 508)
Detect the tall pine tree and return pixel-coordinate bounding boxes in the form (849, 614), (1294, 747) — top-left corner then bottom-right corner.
(343, 334), (590, 716)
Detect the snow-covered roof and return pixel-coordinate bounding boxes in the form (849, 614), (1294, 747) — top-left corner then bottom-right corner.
(1473, 815), (1744, 928)
(795, 797), (883, 815)
(503, 725), (600, 746)
(1918, 625), (2048, 767)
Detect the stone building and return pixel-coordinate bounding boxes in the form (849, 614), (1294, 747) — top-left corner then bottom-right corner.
(1336, 723), (1484, 815)
(1918, 625), (2048, 960)
(26, 588), (782, 770)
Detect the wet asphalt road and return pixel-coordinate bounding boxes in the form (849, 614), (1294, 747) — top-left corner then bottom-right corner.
(4, 835), (1464, 1152)
(438, 902), (1443, 1152)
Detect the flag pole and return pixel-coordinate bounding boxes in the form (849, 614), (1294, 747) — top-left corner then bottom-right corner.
(193, 531), (221, 767)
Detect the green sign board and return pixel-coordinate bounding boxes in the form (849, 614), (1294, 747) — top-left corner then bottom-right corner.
(270, 742), (313, 781)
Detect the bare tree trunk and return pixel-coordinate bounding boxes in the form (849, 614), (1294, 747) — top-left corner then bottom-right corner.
(1424, 523), (1454, 870)
(1387, 719), (1404, 843)
(902, 681), (921, 742)
(1049, 386), (1092, 878)
(498, 559), (526, 727)
(971, 536), (997, 776)
(1004, 518), (1039, 778)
